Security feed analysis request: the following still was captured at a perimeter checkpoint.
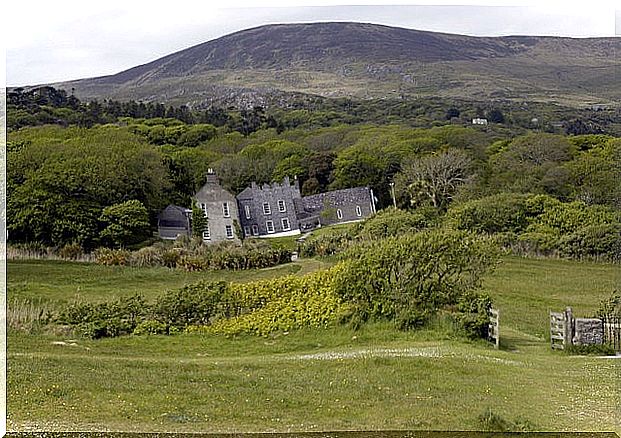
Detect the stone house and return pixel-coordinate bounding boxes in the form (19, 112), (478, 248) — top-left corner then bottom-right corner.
(236, 176), (302, 238)
(193, 170), (240, 243)
(158, 172), (377, 242)
(236, 177), (376, 238)
(157, 205), (191, 240)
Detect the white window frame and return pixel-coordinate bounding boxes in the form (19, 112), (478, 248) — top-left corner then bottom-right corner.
(244, 205), (251, 219)
(225, 224), (234, 239)
(252, 224), (259, 236)
(281, 217), (291, 231)
(263, 202), (271, 215)
(222, 202), (230, 218)
(200, 203), (207, 217)
(356, 205), (362, 217)
(244, 226), (251, 237)
(278, 199), (286, 212)
(337, 209), (343, 220)
(266, 220), (275, 234)
(202, 227), (210, 240)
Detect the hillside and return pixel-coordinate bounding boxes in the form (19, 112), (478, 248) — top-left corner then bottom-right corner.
(53, 22), (621, 108)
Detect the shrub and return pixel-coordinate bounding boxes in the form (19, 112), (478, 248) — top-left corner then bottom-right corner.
(357, 207), (434, 240)
(58, 242), (84, 260)
(514, 232), (559, 257)
(298, 227), (355, 257)
(130, 246), (164, 267)
(94, 247), (131, 266)
(333, 229), (498, 326)
(57, 294), (149, 339)
(526, 201), (620, 236)
(188, 266), (346, 336)
(152, 281), (230, 330)
(558, 224), (621, 262)
(446, 193), (534, 234)
(133, 320), (169, 335)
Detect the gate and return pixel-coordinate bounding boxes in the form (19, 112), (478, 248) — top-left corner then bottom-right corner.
(602, 315), (621, 351)
(550, 311), (567, 350)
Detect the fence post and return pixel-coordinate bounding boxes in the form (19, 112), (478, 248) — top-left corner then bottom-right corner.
(565, 307), (574, 347)
(489, 307), (499, 349)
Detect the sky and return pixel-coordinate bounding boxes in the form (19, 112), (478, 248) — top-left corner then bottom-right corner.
(3, 0), (620, 87)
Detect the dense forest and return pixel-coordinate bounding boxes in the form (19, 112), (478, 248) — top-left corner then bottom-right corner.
(7, 86), (621, 253)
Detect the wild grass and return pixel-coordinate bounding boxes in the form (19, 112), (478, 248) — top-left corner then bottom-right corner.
(7, 298), (54, 333)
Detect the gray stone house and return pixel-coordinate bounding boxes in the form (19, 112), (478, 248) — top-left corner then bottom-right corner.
(157, 205), (191, 240)
(193, 170), (240, 243)
(158, 171), (377, 242)
(236, 177), (376, 238)
(237, 176), (302, 238)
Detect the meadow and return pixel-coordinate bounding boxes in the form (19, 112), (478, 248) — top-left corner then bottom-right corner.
(7, 256), (621, 433)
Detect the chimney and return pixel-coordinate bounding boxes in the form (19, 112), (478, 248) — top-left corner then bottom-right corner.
(205, 168), (219, 185)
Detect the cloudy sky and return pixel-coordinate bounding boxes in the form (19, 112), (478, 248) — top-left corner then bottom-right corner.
(4, 0), (620, 87)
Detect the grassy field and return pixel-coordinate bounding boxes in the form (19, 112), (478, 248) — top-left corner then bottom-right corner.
(7, 256), (621, 433)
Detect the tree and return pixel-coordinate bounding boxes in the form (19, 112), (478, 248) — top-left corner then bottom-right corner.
(397, 149), (472, 210)
(100, 200), (150, 248)
(191, 202), (209, 239)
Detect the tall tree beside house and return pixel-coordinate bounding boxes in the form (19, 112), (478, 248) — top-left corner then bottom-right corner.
(396, 149), (473, 210)
(191, 203), (209, 239)
(99, 200), (150, 248)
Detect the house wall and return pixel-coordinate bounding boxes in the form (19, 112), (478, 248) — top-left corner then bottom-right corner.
(237, 177), (301, 237)
(194, 173), (240, 243)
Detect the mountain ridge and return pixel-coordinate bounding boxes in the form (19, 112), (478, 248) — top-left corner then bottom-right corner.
(51, 22), (621, 108)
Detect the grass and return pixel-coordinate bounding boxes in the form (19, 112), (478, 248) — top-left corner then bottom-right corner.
(8, 259), (303, 304)
(7, 256), (621, 433)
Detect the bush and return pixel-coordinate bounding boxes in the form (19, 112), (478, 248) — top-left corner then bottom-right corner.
(133, 320), (169, 335)
(447, 193), (535, 234)
(188, 266), (346, 336)
(333, 229), (498, 326)
(298, 227), (356, 257)
(94, 247), (131, 266)
(558, 224), (621, 262)
(357, 207), (435, 239)
(130, 246), (164, 267)
(153, 281), (231, 330)
(58, 242), (84, 260)
(57, 294), (149, 339)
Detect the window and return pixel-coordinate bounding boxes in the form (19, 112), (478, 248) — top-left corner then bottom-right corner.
(244, 226), (251, 237)
(222, 202), (230, 218)
(202, 227), (210, 240)
(337, 209), (343, 220)
(200, 203), (207, 216)
(356, 205), (362, 217)
(252, 225), (259, 236)
(281, 217), (291, 231)
(266, 220), (275, 233)
(278, 199), (286, 212)
(263, 202), (271, 215)
(244, 205), (251, 219)
(225, 224), (234, 239)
